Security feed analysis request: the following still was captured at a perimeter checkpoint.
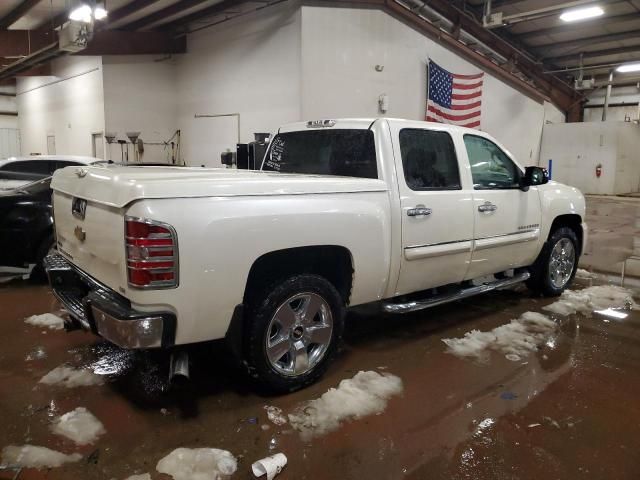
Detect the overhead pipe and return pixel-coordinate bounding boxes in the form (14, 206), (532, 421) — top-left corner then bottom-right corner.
(602, 69), (614, 121)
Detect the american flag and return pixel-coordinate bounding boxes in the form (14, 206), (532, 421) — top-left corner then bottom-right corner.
(426, 60), (484, 129)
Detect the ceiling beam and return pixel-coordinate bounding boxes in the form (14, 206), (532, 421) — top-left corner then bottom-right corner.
(0, 30), (55, 57)
(121, 0), (209, 30)
(105, 0), (164, 25)
(516, 12), (640, 41)
(160, 0), (255, 31)
(75, 30), (186, 55)
(0, 0), (41, 29)
(547, 44), (640, 64)
(537, 30), (640, 57)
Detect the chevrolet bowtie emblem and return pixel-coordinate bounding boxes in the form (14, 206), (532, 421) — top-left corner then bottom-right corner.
(75, 168), (88, 178)
(74, 226), (86, 242)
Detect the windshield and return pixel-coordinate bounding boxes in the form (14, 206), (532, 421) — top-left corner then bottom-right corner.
(15, 177), (52, 194)
(261, 129), (377, 179)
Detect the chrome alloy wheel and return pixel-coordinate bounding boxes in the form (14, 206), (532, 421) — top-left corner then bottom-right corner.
(549, 238), (576, 289)
(265, 292), (333, 377)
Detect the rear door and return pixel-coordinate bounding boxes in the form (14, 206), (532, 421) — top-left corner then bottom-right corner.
(463, 134), (542, 278)
(391, 123), (474, 295)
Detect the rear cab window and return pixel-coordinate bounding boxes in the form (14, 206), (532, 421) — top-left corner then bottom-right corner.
(399, 129), (461, 190)
(261, 129), (378, 179)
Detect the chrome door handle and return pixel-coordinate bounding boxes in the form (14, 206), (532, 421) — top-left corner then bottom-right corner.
(478, 202), (497, 213)
(407, 205), (432, 217)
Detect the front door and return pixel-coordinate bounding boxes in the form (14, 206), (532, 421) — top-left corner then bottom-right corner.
(462, 134), (542, 278)
(392, 124), (475, 296)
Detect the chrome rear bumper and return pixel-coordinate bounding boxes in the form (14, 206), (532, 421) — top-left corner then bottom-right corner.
(44, 254), (175, 349)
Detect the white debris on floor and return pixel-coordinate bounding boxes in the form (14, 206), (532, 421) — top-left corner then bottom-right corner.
(39, 365), (104, 388)
(50, 407), (106, 445)
(542, 285), (638, 317)
(0, 445), (82, 469)
(288, 370), (403, 439)
(575, 268), (596, 279)
(444, 285), (638, 362)
(124, 474), (151, 480)
(156, 447), (237, 480)
(442, 311), (557, 362)
(264, 406), (287, 426)
(24, 313), (65, 330)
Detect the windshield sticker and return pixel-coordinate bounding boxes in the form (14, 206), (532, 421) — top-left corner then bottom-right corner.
(265, 136), (285, 171)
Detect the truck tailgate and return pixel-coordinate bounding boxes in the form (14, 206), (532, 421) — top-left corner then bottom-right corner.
(53, 190), (126, 292)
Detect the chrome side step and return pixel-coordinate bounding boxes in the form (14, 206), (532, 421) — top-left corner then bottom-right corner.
(382, 271), (530, 314)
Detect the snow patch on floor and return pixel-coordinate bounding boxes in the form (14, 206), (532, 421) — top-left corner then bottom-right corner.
(542, 285), (638, 317)
(124, 474), (151, 480)
(24, 313), (65, 330)
(39, 365), (104, 388)
(156, 448), (237, 480)
(1, 445), (82, 469)
(264, 406), (287, 426)
(443, 311), (557, 362)
(443, 285), (638, 362)
(575, 268), (596, 279)
(50, 407), (105, 445)
(288, 370), (403, 439)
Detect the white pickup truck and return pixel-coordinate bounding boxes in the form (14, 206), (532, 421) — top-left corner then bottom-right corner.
(45, 118), (586, 391)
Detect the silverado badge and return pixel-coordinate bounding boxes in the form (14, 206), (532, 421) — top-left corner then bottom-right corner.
(74, 226), (86, 242)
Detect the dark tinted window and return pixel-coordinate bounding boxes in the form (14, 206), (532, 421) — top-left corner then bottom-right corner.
(464, 135), (521, 189)
(2, 160), (50, 175)
(55, 160), (82, 171)
(262, 130), (377, 179)
(399, 129), (460, 190)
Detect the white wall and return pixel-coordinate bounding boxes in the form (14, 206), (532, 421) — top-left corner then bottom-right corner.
(175, 1), (302, 167)
(16, 56), (105, 156)
(540, 121), (640, 195)
(103, 56), (178, 163)
(584, 84), (640, 123)
(300, 6), (558, 166)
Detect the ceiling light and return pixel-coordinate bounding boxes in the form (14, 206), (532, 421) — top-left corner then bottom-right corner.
(559, 6), (604, 22)
(617, 63), (640, 73)
(69, 4), (92, 23)
(94, 6), (108, 20)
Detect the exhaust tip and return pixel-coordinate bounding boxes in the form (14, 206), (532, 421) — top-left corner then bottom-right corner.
(169, 350), (190, 384)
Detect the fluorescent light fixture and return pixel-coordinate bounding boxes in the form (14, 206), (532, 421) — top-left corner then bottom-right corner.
(94, 6), (108, 20)
(69, 4), (92, 23)
(617, 63), (640, 73)
(594, 308), (628, 319)
(559, 6), (604, 22)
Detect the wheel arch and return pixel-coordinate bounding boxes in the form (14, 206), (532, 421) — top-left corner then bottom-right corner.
(549, 214), (583, 256)
(243, 245), (354, 306)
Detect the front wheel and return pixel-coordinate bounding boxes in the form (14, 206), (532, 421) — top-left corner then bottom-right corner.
(527, 226), (579, 296)
(245, 274), (345, 393)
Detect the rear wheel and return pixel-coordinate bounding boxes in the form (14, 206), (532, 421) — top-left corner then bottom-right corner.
(527, 226), (579, 296)
(245, 274), (344, 393)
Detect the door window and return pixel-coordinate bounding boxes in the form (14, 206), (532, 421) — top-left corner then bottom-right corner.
(463, 135), (521, 189)
(4, 160), (50, 175)
(399, 129), (460, 190)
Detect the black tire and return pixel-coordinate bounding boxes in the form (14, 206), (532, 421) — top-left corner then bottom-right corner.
(29, 235), (55, 282)
(245, 274), (345, 393)
(527, 226), (579, 297)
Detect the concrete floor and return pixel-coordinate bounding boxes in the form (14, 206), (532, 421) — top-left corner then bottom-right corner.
(1, 196), (640, 480)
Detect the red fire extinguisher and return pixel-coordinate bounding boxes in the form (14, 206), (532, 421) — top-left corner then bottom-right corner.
(595, 163), (602, 178)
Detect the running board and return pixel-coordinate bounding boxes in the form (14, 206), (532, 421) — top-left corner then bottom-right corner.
(382, 272), (530, 314)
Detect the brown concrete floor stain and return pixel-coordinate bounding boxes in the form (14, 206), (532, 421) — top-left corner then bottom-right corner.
(1, 276), (639, 480)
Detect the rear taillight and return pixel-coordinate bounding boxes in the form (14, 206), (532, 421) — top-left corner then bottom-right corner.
(125, 217), (178, 288)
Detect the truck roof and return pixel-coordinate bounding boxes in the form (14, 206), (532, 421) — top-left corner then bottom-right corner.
(278, 118), (486, 135)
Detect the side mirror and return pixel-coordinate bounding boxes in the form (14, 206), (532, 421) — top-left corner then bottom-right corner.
(521, 166), (549, 190)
